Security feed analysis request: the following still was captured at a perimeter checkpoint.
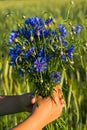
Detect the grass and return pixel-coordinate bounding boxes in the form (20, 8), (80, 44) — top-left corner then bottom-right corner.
(0, 0), (87, 129)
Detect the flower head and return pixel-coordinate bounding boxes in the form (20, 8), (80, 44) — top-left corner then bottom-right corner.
(72, 24), (82, 35)
(8, 31), (17, 43)
(38, 47), (44, 57)
(59, 36), (68, 47)
(45, 17), (53, 26)
(67, 46), (74, 59)
(34, 57), (48, 72)
(61, 53), (66, 62)
(24, 47), (35, 58)
(25, 16), (44, 29)
(9, 47), (17, 66)
(50, 72), (61, 83)
(9, 45), (22, 66)
(58, 24), (67, 36)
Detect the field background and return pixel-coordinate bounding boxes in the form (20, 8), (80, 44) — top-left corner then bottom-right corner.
(0, 0), (87, 130)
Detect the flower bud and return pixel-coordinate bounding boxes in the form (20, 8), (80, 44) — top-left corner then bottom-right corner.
(71, 1), (74, 5)
(23, 46), (26, 50)
(17, 24), (21, 27)
(14, 38), (18, 42)
(30, 36), (34, 42)
(44, 24), (48, 29)
(22, 16), (26, 19)
(53, 19), (56, 24)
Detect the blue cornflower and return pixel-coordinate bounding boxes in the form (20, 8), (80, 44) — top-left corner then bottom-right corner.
(60, 46), (74, 61)
(72, 24), (82, 35)
(9, 57), (16, 66)
(30, 17), (39, 28)
(9, 45), (22, 66)
(61, 46), (74, 61)
(39, 47), (44, 57)
(15, 45), (22, 55)
(52, 30), (57, 36)
(34, 57), (48, 72)
(25, 30), (31, 38)
(67, 46), (74, 59)
(45, 17), (53, 25)
(19, 28), (31, 38)
(43, 29), (50, 37)
(50, 71), (61, 83)
(18, 68), (24, 77)
(59, 36), (68, 47)
(9, 47), (16, 66)
(34, 28), (48, 38)
(8, 31), (17, 43)
(9, 45), (23, 66)
(25, 18), (31, 25)
(34, 28), (41, 37)
(58, 24), (67, 36)
(17, 28), (31, 39)
(61, 54), (66, 62)
(24, 47), (35, 57)
(25, 17), (44, 29)
(38, 47), (52, 61)
(39, 18), (44, 27)
(9, 47), (15, 56)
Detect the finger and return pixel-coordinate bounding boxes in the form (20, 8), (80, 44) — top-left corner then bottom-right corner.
(53, 85), (61, 95)
(37, 96), (43, 101)
(60, 99), (65, 105)
(55, 85), (61, 91)
(31, 96), (36, 104)
(58, 93), (62, 98)
(58, 92), (64, 101)
(61, 103), (65, 108)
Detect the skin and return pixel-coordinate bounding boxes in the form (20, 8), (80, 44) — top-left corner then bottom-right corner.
(11, 86), (65, 130)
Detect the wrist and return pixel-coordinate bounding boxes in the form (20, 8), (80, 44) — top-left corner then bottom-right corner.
(31, 102), (50, 129)
(29, 113), (43, 130)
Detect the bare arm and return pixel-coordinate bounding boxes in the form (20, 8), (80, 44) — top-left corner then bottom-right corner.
(0, 93), (34, 116)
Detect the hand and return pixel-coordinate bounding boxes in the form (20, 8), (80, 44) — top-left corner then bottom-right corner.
(31, 85), (65, 129)
(11, 86), (65, 130)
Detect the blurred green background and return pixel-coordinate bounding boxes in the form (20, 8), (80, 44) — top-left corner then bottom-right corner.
(0, 0), (87, 130)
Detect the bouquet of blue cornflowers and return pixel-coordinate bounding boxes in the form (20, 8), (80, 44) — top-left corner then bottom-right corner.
(8, 16), (81, 97)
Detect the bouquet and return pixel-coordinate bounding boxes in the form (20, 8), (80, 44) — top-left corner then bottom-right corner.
(8, 16), (82, 129)
(8, 16), (81, 97)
